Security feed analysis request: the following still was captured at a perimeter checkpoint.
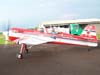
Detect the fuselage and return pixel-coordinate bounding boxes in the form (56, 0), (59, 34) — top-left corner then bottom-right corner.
(8, 27), (98, 47)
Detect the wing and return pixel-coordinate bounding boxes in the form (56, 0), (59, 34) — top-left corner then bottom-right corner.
(16, 35), (55, 45)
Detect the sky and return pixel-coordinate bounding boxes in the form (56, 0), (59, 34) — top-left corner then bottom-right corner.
(0, 0), (100, 30)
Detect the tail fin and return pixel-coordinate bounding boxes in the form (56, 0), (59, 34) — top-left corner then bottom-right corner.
(80, 25), (97, 41)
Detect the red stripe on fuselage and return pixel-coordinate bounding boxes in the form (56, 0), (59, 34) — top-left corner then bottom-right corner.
(8, 36), (19, 41)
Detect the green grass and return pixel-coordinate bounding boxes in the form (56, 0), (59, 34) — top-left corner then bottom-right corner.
(97, 34), (100, 40)
(0, 34), (12, 44)
(0, 34), (5, 44)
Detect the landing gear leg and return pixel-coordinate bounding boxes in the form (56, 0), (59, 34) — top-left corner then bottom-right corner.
(24, 44), (29, 54)
(17, 43), (28, 59)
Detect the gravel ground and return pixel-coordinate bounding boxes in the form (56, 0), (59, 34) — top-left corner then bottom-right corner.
(0, 41), (100, 75)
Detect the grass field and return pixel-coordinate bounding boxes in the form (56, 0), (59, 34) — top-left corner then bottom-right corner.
(0, 34), (12, 44)
(97, 34), (100, 40)
(0, 34), (5, 44)
(0, 34), (100, 44)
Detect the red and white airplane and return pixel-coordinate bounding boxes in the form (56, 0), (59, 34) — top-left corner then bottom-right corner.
(6, 24), (98, 59)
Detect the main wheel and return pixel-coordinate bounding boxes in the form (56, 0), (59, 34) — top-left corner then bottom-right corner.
(16, 54), (23, 59)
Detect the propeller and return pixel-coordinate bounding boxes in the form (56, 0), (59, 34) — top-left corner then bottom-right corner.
(3, 20), (10, 46)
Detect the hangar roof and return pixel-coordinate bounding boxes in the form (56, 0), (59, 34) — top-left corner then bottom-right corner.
(41, 19), (100, 26)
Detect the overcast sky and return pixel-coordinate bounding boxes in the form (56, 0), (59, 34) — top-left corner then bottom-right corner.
(0, 0), (100, 28)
